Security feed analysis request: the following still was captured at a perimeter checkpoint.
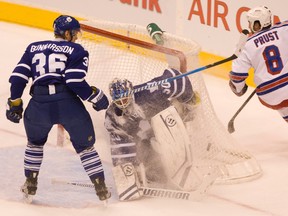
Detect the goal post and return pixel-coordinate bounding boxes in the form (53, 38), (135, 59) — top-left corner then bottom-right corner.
(57, 19), (262, 189)
(80, 22), (188, 72)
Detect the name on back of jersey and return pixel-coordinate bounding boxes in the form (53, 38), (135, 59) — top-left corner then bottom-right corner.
(30, 43), (74, 54)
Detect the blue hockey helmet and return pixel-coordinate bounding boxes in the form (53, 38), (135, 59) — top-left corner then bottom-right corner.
(53, 15), (80, 37)
(109, 78), (133, 109)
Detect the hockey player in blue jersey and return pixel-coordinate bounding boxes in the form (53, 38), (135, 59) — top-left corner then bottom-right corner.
(104, 68), (197, 201)
(6, 15), (111, 203)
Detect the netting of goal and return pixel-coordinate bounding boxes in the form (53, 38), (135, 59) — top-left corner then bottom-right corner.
(69, 19), (262, 190)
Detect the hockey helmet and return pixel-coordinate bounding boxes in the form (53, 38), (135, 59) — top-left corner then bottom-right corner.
(246, 6), (272, 32)
(53, 15), (81, 37)
(109, 78), (133, 109)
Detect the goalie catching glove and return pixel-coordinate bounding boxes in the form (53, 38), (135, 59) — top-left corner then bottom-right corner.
(87, 86), (109, 111)
(6, 98), (23, 123)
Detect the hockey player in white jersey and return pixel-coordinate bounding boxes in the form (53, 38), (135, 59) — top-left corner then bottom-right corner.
(229, 6), (288, 122)
(104, 68), (198, 201)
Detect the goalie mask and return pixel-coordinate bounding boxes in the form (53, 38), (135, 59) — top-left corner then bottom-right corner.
(109, 78), (134, 109)
(246, 6), (272, 33)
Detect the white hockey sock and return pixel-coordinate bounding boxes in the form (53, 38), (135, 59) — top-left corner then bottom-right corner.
(79, 146), (104, 180)
(24, 143), (43, 175)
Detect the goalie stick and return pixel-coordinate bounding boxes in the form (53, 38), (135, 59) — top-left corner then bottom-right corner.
(120, 29), (250, 97)
(51, 178), (215, 201)
(228, 89), (256, 133)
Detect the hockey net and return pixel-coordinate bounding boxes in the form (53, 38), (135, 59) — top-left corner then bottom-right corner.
(60, 19), (262, 189)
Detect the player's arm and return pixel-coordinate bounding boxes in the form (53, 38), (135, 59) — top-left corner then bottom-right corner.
(9, 48), (31, 99)
(135, 68), (194, 103)
(166, 68), (194, 103)
(6, 48), (31, 123)
(229, 50), (250, 96)
(64, 47), (109, 111)
(163, 68), (202, 114)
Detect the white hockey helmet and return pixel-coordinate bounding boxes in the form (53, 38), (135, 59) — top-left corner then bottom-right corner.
(246, 6), (272, 33)
(109, 78), (134, 109)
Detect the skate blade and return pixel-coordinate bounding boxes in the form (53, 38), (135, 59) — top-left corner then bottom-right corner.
(102, 199), (108, 207)
(22, 193), (34, 204)
(101, 193), (111, 207)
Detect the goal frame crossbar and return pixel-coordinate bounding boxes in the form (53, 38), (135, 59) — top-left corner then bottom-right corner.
(80, 23), (188, 72)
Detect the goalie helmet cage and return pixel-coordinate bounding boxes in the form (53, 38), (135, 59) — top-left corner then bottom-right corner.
(58, 19), (262, 186)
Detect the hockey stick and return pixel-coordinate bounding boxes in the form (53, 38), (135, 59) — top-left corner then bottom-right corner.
(51, 178), (210, 201)
(227, 89), (256, 133)
(51, 178), (101, 189)
(120, 29), (250, 97)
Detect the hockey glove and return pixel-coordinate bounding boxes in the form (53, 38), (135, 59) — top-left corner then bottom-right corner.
(229, 80), (248, 97)
(88, 86), (109, 111)
(6, 98), (23, 123)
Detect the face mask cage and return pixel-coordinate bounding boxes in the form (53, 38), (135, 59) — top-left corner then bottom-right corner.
(113, 97), (133, 109)
(109, 79), (133, 109)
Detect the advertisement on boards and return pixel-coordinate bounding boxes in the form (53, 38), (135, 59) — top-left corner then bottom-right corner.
(5, 0), (284, 56)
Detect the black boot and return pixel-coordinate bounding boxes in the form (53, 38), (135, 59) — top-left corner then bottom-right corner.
(93, 177), (111, 201)
(21, 172), (38, 196)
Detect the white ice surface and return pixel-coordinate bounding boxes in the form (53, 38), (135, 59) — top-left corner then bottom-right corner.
(1, 21), (288, 216)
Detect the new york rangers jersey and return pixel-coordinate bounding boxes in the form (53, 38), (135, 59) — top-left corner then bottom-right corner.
(230, 20), (288, 109)
(105, 68), (193, 166)
(9, 38), (92, 100)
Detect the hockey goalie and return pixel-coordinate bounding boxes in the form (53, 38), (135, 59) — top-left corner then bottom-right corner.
(104, 67), (211, 201)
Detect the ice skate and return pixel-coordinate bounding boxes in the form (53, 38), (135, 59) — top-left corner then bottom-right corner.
(21, 172), (38, 204)
(93, 177), (111, 203)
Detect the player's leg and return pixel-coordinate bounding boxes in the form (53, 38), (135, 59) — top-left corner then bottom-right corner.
(109, 135), (144, 201)
(22, 99), (53, 201)
(137, 138), (168, 186)
(151, 105), (204, 191)
(112, 162), (143, 201)
(60, 97), (111, 201)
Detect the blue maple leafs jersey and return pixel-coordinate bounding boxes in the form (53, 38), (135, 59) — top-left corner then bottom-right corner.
(133, 68), (193, 118)
(9, 38), (92, 100)
(105, 68), (193, 165)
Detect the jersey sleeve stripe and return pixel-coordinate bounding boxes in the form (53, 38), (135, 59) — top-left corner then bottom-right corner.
(111, 143), (136, 148)
(10, 73), (29, 81)
(16, 63), (31, 70)
(174, 76), (186, 98)
(257, 73), (288, 95)
(166, 68), (187, 99)
(229, 71), (249, 83)
(66, 78), (86, 83)
(65, 69), (87, 74)
(167, 68), (178, 98)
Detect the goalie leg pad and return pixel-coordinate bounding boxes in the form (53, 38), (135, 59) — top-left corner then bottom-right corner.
(112, 163), (143, 201)
(151, 106), (203, 191)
